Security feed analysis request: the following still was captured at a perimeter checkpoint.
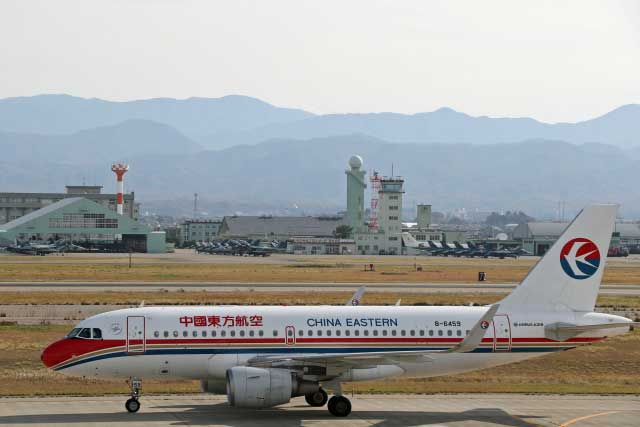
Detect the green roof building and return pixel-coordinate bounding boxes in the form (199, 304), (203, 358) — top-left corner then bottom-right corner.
(0, 197), (165, 253)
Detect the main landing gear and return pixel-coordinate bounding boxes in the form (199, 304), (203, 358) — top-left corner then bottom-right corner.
(327, 395), (351, 417)
(305, 388), (328, 407)
(125, 377), (142, 413)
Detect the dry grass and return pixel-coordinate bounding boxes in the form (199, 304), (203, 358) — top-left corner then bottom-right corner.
(0, 291), (639, 312)
(1, 259), (640, 284)
(1, 324), (638, 396)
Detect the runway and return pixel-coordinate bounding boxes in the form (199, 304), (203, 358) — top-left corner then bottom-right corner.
(0, 394), (637, 426)
(1, 281), (640, 296)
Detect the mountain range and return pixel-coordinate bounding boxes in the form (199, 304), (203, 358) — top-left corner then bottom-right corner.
(1, 94), (640, 217)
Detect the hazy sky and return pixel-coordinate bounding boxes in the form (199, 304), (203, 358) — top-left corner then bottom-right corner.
(1, 0), (638, 122)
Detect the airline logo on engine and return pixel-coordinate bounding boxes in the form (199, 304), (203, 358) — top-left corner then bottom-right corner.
(560, 238), (600, 280)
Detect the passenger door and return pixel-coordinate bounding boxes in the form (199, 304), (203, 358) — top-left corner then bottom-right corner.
(492, 314), (511, 352)
(126, 316), (146, 354)
(285, 326), (296, 346)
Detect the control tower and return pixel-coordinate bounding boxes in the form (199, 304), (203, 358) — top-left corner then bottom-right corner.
(345, 155), (366, 232)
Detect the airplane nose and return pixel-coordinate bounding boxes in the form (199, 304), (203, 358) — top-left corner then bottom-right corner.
(41, 339), (69, 369)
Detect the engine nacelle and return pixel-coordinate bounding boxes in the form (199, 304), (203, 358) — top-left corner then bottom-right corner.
(226, 367), (318, 409)
(200, 379), (227, 394)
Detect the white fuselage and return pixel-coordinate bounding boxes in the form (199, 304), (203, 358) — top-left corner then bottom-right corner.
(42, 305), (628, 383)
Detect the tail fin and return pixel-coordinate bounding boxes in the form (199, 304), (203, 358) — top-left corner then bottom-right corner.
(500, 204), (617, 313)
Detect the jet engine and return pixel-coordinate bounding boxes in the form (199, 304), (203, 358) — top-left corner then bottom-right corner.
(226, 367), (318, 408)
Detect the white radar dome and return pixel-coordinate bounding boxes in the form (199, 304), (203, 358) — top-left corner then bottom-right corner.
(349, 155), (363, 169)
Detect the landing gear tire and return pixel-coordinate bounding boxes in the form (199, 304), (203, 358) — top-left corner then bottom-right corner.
(125, 398), (140, 413)
(305, 388), (328, 407)
(327, 395), (351, 417)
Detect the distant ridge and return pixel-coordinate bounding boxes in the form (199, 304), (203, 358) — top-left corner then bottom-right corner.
(0, 94), (638, 149)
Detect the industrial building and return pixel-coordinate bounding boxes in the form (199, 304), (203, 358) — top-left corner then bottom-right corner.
(218, 215), (345, 241)
(0, 197), (165, 253)
(178, 219), (222, 245)
(0, 185), (138, 225)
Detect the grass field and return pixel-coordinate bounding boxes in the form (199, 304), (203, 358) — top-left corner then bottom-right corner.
(1, 291), (639, 313)
(1, 258), (640, 283)
(1, 323), (638, 397)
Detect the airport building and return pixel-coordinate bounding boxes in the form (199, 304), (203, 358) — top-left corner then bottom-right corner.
(218, 215), (346, 241)
(0, 185), (138, 225)
(287, 237), (356, 255)
(0, 197), (165, 253)
(178, 219), (223, 245)
(513, 222), (640, 255)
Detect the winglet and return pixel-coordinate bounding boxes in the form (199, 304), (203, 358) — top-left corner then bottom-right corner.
(347, 286), (366, 306)
(448, 304), (499, 353)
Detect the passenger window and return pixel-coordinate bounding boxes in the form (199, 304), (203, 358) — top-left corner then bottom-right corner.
(457, 330), (462, 336)
(202, 331), (207, 337)
(438, 330), (443, 336)
(447, 330), (453, 337)
(287, 329), (293, 337)
(317, 330), (322, 336)
(345, 330), (350, 336)
(154, 331), (159, 338)
(240, 330), (245, 337)
(429, 330), (434, 336)
(401, 330), (406, 336)
(192, 331), (198, 337)
(354, 330), (360, 336)
(410, 330), (415, 337)
(249, 330), (254, 337)
(364, 330), (369, 336)
(230, 331), (236, 337)
(391, 330), (397, 336)
(164, 331), (169, 338)
(420, 330), (425, 336)
(78, 328), (91, 339)
(221, 331), (226, 337)
(92, 328), (102, 339)
(308, 330), (313, 336)
(273, 330), (278, 337)
(336, 330), (341, 336)
(173, 331), (178, 337)
(382, 330), (388, 336)
(212, 331), (217, 337)
(298, 330), (304, 336)
(258, 330), (264, 337)
(326, 330), (332, 336)
(183, 331), (188, 337)
(373, 330), (379, 336)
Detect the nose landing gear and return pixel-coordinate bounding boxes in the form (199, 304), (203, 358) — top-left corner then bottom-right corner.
(125, 377), (142, 413)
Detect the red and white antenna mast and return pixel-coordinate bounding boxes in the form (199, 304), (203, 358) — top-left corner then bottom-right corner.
(368, 170), (381, 230)
(111, 163), (129, 215)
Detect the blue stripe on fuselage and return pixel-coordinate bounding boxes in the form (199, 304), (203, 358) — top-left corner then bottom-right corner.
(54, 345), (571, 371)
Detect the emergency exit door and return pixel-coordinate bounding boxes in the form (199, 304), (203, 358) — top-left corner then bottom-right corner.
(127, 316), (146, 354)
(285, 326), (296, 345)
(492, 314), (511, 352)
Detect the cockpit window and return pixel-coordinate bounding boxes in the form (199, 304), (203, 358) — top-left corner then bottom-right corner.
(92, 328), (102, 339)
(78, 328), (91, 339)
(66, 328), (82, 338)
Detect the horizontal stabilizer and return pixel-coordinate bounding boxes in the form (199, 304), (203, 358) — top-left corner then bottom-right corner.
(545, 321), (637, 341)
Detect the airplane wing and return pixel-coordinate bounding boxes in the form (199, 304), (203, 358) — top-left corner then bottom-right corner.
(347, 286), (366, 306)
(248, 304), (500, 370)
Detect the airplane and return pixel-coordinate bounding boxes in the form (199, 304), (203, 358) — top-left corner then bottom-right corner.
(41, 204), (637, 417)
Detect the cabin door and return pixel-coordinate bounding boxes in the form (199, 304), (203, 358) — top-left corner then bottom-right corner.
(127, 316), (146, 354)
(285, 326), (296, 346)
(492, 314), (511, 352)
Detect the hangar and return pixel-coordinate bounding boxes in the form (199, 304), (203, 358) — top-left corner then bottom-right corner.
(0, 197), (165, 253)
